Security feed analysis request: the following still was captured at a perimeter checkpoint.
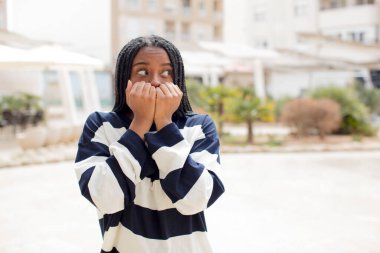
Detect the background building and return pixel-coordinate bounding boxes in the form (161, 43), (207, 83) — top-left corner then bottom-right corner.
(0, 0), (7, 30)
(111, 0), (224, 63)
(224, 0), (380, 98)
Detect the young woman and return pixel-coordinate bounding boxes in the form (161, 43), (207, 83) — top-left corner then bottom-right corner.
(74, 35), (224, 253)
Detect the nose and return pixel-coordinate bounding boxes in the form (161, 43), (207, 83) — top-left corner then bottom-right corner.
(150, 74), (161, 87)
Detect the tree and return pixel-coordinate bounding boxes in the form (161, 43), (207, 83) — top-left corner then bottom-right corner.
(230, 88), (269, 144)
(200, 84), (236, 136)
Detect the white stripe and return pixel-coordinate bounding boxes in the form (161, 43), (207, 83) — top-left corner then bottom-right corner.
(152, 139), (191, 179)
(74, 155), (107, 180)
(190, 150), (222, 180)
(91, 122), (126, 146)
(134, 178), (174, 211)
(102, 223), (213, 253)
(179, 125), (205, 146)
(88, 162), (125, 214)
(109, 141), (142, 184)
(174, 169), (213, 215)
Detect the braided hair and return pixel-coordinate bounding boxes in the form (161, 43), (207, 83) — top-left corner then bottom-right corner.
(112, 35), (193, 119)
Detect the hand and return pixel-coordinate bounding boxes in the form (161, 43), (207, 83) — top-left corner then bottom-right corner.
(154, 82), (183, 130)
(126, 80), (156, 139)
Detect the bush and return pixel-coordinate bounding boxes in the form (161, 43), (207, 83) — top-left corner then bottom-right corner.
(281, 98), (341, 139)
(274, 96), (294, 122)
(0, 92), (45, 131)
(353, 82), (380, 115)
(309, 86), (374, 135)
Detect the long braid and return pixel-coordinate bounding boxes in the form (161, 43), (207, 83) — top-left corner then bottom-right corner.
(112, 35), (192, 119)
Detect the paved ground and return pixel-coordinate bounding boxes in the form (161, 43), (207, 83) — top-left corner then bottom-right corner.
(0, 151), (380, 253)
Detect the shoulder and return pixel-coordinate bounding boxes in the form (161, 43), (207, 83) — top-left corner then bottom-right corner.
(84, 111), (126, 129)
(183, 113), (217, 137)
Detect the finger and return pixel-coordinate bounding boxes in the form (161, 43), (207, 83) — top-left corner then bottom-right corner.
(156, 86), (165, 98)
(133, 81), (145, 95)
(142, 82), (151, 96)
(159, 82), (171, 96)
(126, 80), (133, 96)
(149, 85), (156, 98)
(166, 82), (177, 96)
(173, 84), (183, 96)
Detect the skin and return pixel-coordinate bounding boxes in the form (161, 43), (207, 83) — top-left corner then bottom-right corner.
(125, 46), (183, 140)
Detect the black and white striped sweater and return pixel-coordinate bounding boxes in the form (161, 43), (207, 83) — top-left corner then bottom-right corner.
(74, 111), (224, 253)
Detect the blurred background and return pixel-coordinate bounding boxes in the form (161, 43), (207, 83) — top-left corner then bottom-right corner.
(0, 0), (379, 252)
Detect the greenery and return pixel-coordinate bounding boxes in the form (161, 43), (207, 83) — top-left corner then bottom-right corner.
(199, 84), (237, 136)
(0, 92), (45, 131)
(353, 82), (380, 115)
(309, 86), (375, 136)
(229, 88), (269, 144)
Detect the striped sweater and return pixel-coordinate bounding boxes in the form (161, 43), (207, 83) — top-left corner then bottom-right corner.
(74, 111), (225, 253)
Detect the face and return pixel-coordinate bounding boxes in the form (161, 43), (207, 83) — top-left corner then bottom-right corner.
(130, 46), (173, 87)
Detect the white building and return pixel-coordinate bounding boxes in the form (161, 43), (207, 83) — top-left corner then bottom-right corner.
(224, 0), (380, 98)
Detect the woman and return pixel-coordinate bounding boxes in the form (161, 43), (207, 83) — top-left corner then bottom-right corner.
(74, 35), (224, 253)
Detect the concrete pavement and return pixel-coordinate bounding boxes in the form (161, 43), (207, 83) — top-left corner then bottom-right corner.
(1, 151), (380, 253)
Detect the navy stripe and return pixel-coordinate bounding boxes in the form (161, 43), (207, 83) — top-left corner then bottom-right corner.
(118, 130), (155, 179)
(75, 141), (110, 162)
(145, 123), (184, 154)
(101, 247), (120, 253)
(100, 205), (207, 240)
(182, 114), (207, 128)
(106, 157), (136, 205)
(78, 166), (96, 206)
(161, 157), (204, 203)
(207, 170), (225, 207)
(118, 130), (147, 163)
(96, 111), (130, 129)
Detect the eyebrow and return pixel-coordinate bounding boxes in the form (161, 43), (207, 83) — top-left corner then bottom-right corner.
(132, 61), (172, 67)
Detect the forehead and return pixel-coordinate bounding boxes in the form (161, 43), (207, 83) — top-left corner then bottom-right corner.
(133, 46), (171, 64)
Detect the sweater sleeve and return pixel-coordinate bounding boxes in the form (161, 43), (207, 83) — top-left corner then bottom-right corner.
(74, 112), (152, 215)
(144, 115), (225, 215)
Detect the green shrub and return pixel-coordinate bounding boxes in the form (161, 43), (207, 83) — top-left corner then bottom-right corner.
(309, 86), (374, 135)
(353, 82), (380, 115)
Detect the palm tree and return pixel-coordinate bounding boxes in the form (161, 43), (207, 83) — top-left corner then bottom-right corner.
(231, 88), (268, 144)
(200, 84), (236, 136)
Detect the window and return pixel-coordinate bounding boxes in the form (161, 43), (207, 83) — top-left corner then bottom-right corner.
(213, 25), (222, 40)
(255, 38), (269, 48)
(164, 20), (176, 40)
(330, 0), (346, 9)
(213, 0), (221, 12)
(146, 19), (157, 35)
(147, 0), (157, 11)
(294, 0), (309, 16)
(95, 71), (113, 110)
(181, 22), (191, 40)
(127, 0), (140, 10)
(182, 0), (191, 15)
(164, 0), (176, 13)
(42, 71), (62, 106)
(356, 0), (374, 5)
(199, 0), (206, 16)
(349, 31), (366, 43)
(124, 17), (140, 40)
(253, 7), (267, 22)
(69, 71), (84, 110)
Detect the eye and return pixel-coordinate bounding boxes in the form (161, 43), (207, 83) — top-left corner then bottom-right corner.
(137, 69), (148, 76)
(161, 70), (171, 77)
